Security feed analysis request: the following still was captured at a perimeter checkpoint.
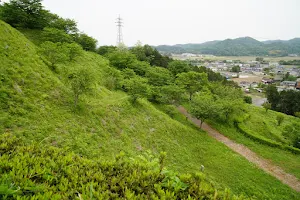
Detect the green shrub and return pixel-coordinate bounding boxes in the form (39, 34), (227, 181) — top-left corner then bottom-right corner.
(163, 105), (177, 118)
(276, 114), (284, 126)
(243, 96), (252, 104)
(282, 123), (300, 149)
(0, 133), (244, 200)
(262, 102), (271, 112)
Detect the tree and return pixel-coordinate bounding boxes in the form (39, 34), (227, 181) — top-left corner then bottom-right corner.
(159, 84), (184, 105)
(230, 66), (240, 72)
(47, 13), (78, 34)
(122, 68), (136, 79)
(217, 99), (244, 122)
(123, 77), (151, 103)
(107, 50), (136, 70)
(74, 33), (97, 52)
(192, 66), (225, 82)
(168, 60), (190, 75)
(191, 94), (218, 128)
(0, 0), (49, 29)
(130, 42), (151, 63)
(211, 84), (244, 121)
(283, 123), (300, 149)
(97, 45), (117, 56)
(42, 27), (73, 43)
(65, 43), (83, 61)
(39, 41), (69, 70)
(262, 102), (271, 112)
(265, 85), (280, 110)
(145, 66), (173, 86)
(103, 67), (123, 90)
(277, 90), (300, 116)
(176, 72), (208, 101)
(255, 57), (264, 62)
(276, 114), (284, 126)
(243, 96), (252, 104)
(130, 44), (172, 68)
(67, 66), (96, 107)
(127, 60), (150, 76)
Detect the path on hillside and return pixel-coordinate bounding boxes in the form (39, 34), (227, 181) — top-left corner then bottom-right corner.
(177, 106), (300, 192)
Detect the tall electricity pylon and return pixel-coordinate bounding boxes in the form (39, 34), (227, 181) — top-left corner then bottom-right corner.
(116, 15), (124, 46)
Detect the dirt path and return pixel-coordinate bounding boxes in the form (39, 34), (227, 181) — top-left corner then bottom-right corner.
(177, 106), (300, 192)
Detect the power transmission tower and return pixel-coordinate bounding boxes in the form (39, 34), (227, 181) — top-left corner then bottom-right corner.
(116, 15), (124, 46)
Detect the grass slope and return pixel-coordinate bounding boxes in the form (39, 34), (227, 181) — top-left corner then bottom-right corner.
(243, 105), (299, 144)
(1, 20), (300, 199)
(208, 104), (300, 180)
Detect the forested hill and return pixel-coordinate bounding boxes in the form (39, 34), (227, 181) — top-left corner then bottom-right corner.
(155, 37), (300, 56)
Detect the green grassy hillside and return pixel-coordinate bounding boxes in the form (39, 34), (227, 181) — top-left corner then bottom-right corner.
(208, 104), (300, 179)
(1, 20), (300, 199)
(243, 106), (299, 144)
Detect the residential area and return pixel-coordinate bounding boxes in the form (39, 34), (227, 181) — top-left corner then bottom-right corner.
(171, 53), (300, 92)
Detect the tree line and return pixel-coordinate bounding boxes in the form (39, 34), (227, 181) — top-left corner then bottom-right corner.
(265, 85), (300, 116)
(0, 0), (97, 51)
(1, 1), (253, 139)
(97, 44), (246, 126)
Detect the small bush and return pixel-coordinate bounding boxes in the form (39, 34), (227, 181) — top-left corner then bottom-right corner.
(276, 114), (284, 126)
(163, 105), (177, 118)
(243, 96), (252, 104)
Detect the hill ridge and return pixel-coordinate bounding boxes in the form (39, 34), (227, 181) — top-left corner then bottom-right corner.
(154, 37), (300, 56)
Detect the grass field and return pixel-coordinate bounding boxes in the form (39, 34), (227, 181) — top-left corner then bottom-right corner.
(1, 20), (300, 199)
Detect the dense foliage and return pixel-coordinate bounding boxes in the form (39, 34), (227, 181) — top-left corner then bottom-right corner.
(0, 133), (244, 200)
(279, 60), (300, 65)
(0, 0), (97, 51)
(283, 123), (300, 148)
(265, 85), (300, 116)
(0, 0), (48, 29)
(130, 43), (172, 68)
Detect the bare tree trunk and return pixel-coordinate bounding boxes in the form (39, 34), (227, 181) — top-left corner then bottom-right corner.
(200, 120), (203, 128)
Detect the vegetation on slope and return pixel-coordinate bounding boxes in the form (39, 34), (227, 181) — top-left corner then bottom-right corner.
(1, 133), (247, 200)
(206, 104), (300, 180)
(1, 1), (300, 199)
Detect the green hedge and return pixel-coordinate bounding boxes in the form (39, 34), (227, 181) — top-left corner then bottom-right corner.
(234, 122), (300, 155)
(0, 133), (246, 200)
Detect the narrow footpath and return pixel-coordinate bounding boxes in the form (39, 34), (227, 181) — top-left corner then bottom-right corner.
(177, 106), (300, 192)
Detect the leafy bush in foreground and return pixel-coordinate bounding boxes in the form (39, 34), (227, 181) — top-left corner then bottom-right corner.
(0, 133), (244, 200)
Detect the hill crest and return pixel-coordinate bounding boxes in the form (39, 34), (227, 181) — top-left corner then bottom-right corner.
(155, 37), (300, 56)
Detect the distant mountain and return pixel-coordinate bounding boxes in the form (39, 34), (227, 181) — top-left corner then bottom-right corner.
(262, 40), (285, 44)
(154, 37), (300, 56)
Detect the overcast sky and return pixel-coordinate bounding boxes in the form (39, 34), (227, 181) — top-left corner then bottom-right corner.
(19, 0), (300, 46)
